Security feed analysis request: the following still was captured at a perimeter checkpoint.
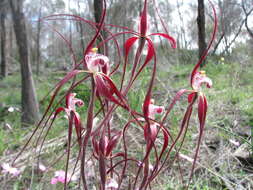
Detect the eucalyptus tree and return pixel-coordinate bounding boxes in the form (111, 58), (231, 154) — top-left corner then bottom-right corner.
(0, 0), (7, 78)
(9, 0), (40, 126)
(197, 0), (206, 66)
(242, 0), (253, 38)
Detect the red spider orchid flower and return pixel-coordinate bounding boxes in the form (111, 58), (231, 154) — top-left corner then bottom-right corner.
(188, 71), (212, 103)
(84, 48), (128, 109)
(147, 99), (165, 120)
(188, 70), (212, 128)
(92, 131), (121, 159)
(94, 73), (127, 108)
(54, 93), (84, 145)
(91, 131), (121, 189)
(191, 70), (212, 91)
(142, 98), (164, 121)
(124, 1), (176, 66)
(142, 98), (164, 142)
(65, 93), (84, 112)
(184, 70), (212, 188)
(85, 47), (110, 75)
(94, 72), (129, 109)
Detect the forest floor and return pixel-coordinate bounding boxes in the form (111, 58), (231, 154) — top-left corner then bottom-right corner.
(0, 57), (253, 190)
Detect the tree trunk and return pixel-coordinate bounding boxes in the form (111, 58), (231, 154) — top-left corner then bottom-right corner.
(9, 0), (40, 126)
(93, 0), (107, 54)
(8, 22), (14, 66)
(36, 1), (42, 75)
(68, 0), (72, 45)
(94, 0), (103, 26)
(77, 0), (85, 52)
(0, 8), (7, 78)
(242, 2), (253, 39)
(197, 0), (207, 66)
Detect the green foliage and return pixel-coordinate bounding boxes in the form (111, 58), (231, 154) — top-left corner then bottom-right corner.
(1, 53), (253, 188)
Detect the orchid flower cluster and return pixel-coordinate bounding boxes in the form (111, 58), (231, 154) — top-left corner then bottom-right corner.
(5, 0), (217, 189)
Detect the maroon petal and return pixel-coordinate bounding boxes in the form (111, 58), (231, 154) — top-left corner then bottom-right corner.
(92, 138), (99, 157)
(139, 1), (148, 36)
(110, 152), (125, 158)
(150, 33), (176, 48)
(105, 132), (121, 157)
(124, 37), (138, 59)
(143, 123), (157, 143)
(99, 136), (109, 156)
(73, 111), (82, 146)
(54, 107), (65, 116)
(142, 95), (151, 121)
(188, 92), (197, 103)
(94, 74), (121, 106)
(160, 128), (169, 158)
(134, 38), (155, 80)
(150, 124), (158, 142)
(95, 73), (128, 109)
(198, 94), (207, 129)
(143, 124), (149, 141)
(143, 38), (155, 66)
(65, 93), (72, 108)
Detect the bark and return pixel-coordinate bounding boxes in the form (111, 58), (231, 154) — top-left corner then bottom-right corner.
(8, 22), (14, 65)
(245, 14), (253, 38)
(197, 0), (207, 66)
(36, 1), (42, 75)
(242, 3), (253, 38)
(68, 0), (72, 45)
(221, 18), (245, 55)
(9, 0), (40, 126)
(211, 33), (224, 55)
(0, 8), (7, 78)
(94, 0), (103, 25)
(77, 0), (85, 52)
(93, 0), (107, 54)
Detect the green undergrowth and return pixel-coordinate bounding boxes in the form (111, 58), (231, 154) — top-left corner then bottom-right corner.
(0, 56), (253, 189)
(159, 58), (253, 189)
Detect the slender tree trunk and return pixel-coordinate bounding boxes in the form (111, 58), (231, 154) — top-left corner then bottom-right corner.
(221, 18), (245, 55)
(0, 9), (7, 78)
(242, 2), (253, 39)
(94, 0), (107, 54)
(197, 0), (207, 66)
(36, 1), (42, 75)
(9, 0), (40, 126)
(77, 0), (85, 52)
(245, 15), (253, 38)
(8, 23), (14, 65)
(211, 33), (224, 55)
(68, 0), (72, 45)
(94, 0), (103, 26)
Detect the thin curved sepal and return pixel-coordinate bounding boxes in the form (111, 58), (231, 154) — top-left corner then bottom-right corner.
(124, 37), (139, 59)
(198, 94), (208, 130)
(94, 74), (128, 109)
(150, 33), (176, 48)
